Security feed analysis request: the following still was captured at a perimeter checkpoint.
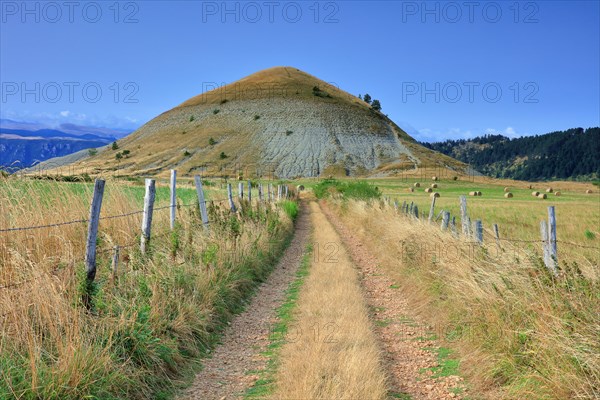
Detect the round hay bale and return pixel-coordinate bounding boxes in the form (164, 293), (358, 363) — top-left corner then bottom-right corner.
(554, 191), (561, 196)
(431, 183), (438, 188)
(504, 187), (510, 192)
(532, 191), (540, 197)
(538, 193), (547, 199)
(430, 192), (440, 198)
(296, 185), (305, 191)
(452, 176), (458, 181)
(408, 187), (414, 192)
(546, 188), (553, 193)
(425, 187), (433, 193)
(476, 191), (482, 196)
(432, 176), (438, 181)
(414, 182), (421, 188)
(586, 189), (593, 194)
(504, 192), (513, 198)
(469, 191), (477, 196)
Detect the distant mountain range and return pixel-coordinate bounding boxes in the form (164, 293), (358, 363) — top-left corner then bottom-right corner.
(421, 127), (600, 181)
(0, 119), (131, 170)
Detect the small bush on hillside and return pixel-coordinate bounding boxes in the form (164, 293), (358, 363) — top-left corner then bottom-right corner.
(213, 109), (220, 114)
(183, 150), (192, 157)
(208, 137), (216, 146)
(189, 115), (195, 122)
(112, 141), (119, 150)
(115, 152), (122, 161)
(254, 115), (260, 120)
(220, 152), (228, 159)
(122, 150), (130, 157)
(286, 130), (293, 136)
(88, 148), (98, 156)
(220, 99), (228, 105)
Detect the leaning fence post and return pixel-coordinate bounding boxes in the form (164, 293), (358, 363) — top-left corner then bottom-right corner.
(84, 179), (105, 282)
(238, 182), (244, 199)
(140, 179), (156, 255)
(111, 245), (119, 281)
(441, 211), (450, 230)
(227, 183), (237, 213)
(409, 201), (414, 214)
(547, 206), (558, 272)
(413, 205), (419, 219)
(170, 169), (177, 230)
(460, 195), (468, 236)
(493, 223), (501, 251)
(247, 180), (252, 203)
(474, 219), (483, 244)
(450, 216), (457, 235)
(428, 195), (437, 223)
(194, 175), (209, 230)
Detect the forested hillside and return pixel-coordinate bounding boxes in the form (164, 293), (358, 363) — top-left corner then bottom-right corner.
(421, 127), (600, 181)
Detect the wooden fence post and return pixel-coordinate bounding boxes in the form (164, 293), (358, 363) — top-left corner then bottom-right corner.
(194, 175), (209, 230)
(238, 182), (244, 199)
(450, 216), (457, 234)
(460, 195), (468, 236)
(227, 183), (237, 213)
(268, 183), (272, 202)
(474, 219), (483, 244)
(409, 201), (414, 214)
(84, 179), (105, 282)
(111, 245), (119, 281)
(548, 206), (558, 271)
(170, 169), (177, 230)
(277, 185), (282, 200)
(402, 200), (407, 213)
(393, 200), (399, 212)
(284, 185), (289, 198)
(493, 223), (501, 251)
(258, 183), (263, 202)
(441, 211), (450, 230)
(247, 180), (252, 203)
(140, 179), (156, 255)
(540, 220), (551, 270)
(428, 195), (437, 223)
(413, 205), (419, 219)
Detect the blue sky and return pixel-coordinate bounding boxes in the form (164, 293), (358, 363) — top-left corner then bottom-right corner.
(1, 0), (598, 142)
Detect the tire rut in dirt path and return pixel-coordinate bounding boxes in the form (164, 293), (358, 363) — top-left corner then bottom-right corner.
(319, 201), (467, 400)
(179, 200), (312, 400)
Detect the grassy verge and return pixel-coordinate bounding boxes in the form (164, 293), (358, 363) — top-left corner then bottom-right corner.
(330, 199), (599, 399)
(245, 244), (313, 399)
(0, 178), (298, 399)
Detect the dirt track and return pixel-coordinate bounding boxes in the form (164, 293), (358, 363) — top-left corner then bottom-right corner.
(179, 200), (312, 400)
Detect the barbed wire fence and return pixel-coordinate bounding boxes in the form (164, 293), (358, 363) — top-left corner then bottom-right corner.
(0, 170), (293, 294)
(382, 193), (599, 275)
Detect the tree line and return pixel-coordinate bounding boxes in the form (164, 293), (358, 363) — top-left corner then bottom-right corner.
(421, 127), (600, 181)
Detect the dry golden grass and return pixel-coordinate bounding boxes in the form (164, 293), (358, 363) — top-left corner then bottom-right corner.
(272, 201), (388, 400)
(330, 199), (599, 399)
(0, 176), (295, 399)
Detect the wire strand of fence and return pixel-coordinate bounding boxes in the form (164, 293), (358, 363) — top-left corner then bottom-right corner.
(0, 197), (235, 234)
